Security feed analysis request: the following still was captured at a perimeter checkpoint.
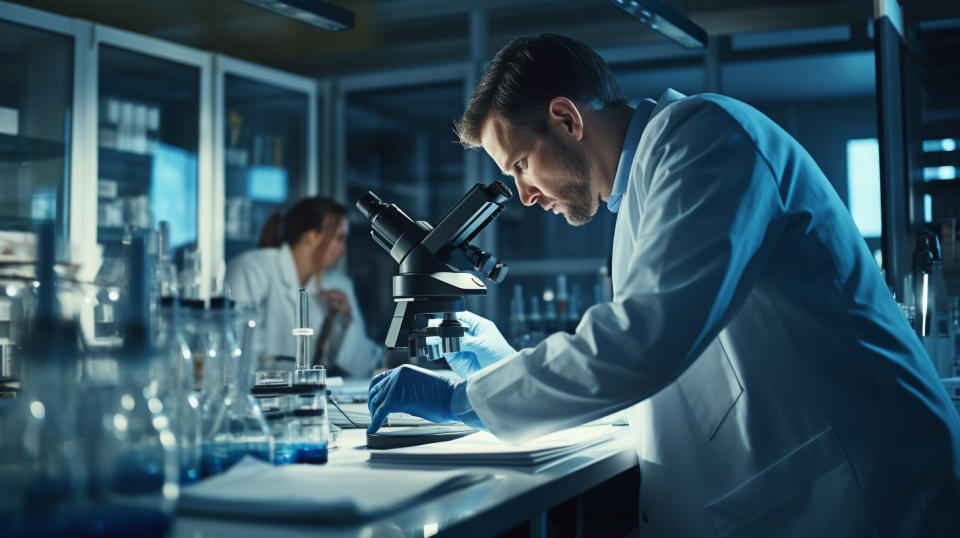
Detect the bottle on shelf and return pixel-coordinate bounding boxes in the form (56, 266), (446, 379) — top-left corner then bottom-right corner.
(528, 295), (546, 344)
(555, 274), (569, 319)
(509, 284), (529, 349)
(565, 284), (582, 334)
(543, 292), (558, 335)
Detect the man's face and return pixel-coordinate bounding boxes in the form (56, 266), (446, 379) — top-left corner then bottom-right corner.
(480, 113), (598, 226)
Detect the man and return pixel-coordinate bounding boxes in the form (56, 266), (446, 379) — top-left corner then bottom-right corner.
(367, 34), (960, 536)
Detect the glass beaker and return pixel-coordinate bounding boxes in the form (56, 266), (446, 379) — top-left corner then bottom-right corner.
(291, 367), (329, 464)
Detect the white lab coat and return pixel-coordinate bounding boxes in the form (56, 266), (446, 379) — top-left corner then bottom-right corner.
(463, 90), (960, 536)
(225, 244), (383, 377)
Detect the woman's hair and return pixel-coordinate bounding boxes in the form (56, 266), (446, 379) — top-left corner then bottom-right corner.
(258, 196), (347, 248)
(455, 33), (626, 149)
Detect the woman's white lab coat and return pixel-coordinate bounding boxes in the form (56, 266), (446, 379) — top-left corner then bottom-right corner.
(225, 244), (382, 377)
(462, 90), (960, 536)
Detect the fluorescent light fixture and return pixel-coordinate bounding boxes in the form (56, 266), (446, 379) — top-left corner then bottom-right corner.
(240, 0), (354, 32)
(606, 0), (707, 49)
(922, 138), (957, 152)
(846, 138), (882, 237)
(924, 166), (958, 181)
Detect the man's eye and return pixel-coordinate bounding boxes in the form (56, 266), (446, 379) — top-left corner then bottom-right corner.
(514, 160), (524, 173)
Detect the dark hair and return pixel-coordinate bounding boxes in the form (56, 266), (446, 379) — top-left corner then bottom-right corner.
(455, 33), (627, 149)
(258, 196), (347, 248)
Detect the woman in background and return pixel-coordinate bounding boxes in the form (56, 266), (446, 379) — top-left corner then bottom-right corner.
(225, 196), (383, 377)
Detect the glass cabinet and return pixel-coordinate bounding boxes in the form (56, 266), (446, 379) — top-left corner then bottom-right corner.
(0, 9), (75, 246)
(95, 37), (203, 265)
(215, 58), (317, 264)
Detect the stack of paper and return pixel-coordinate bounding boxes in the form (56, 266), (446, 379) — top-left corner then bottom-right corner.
(179, 457), (490, 521)
(369, 425), (619, 466)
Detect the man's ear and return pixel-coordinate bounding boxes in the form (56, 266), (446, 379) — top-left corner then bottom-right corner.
(548, 97), (584, 142)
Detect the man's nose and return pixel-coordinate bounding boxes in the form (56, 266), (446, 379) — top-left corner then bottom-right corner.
(516, 177), (541, 207)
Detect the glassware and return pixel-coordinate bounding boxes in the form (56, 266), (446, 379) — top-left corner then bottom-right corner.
(83, 235), (178, 535)
(265, 410), (297, 465)
(291, 366), (329, 464)
(199, 297), (273, 476)
(509, 284), (529, 349)
(179, 246), (202, 301)
(528, 295), (546, 344)
(0, 226), (85, 536)
(565, 285), (581, 335)
(156, 299), (201, 484)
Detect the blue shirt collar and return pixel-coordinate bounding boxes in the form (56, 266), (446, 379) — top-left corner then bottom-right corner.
(607, 98), (656, 214)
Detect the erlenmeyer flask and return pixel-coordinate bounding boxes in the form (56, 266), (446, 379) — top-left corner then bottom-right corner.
(200, 297), (273, 476)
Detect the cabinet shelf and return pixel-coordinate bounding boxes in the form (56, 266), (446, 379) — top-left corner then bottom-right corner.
(0, 133), (65, 162)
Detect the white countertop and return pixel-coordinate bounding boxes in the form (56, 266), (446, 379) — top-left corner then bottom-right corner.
(172, 425), (638, 537)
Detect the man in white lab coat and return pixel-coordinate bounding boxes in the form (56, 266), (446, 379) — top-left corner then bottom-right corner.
(367, 33), (960, 536)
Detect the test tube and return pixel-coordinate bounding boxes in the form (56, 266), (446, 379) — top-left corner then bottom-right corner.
(294, 288), (313, 371)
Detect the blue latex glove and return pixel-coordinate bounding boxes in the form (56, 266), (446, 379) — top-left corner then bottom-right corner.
(367, 365), (462, 433)
(443, 311), (517, 379)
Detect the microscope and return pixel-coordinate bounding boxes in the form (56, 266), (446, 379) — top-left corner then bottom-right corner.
(356, 181), (512, 363)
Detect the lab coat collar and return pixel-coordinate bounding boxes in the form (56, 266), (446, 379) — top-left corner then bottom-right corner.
(607, 88), (687, 214)
(279, 243), (302, 288)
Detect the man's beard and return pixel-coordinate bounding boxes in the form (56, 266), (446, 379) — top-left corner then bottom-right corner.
(547, 136), (596, 226)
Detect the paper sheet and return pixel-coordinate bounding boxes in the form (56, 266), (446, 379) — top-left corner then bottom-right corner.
(369, 425), (620, 466)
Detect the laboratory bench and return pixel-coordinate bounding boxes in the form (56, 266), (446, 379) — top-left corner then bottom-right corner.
(171, 426), (640, 538)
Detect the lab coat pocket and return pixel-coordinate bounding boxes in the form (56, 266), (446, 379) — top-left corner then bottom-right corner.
(676, 337), (742, 440)
(705, 427), (875, 538)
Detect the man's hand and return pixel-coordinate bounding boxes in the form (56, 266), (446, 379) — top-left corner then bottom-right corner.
(443, 311), (516, 379)
(317, 289), (352, 325)
(367, 365), (461, 433)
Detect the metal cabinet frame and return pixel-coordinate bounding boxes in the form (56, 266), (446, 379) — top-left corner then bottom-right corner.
(0, 1), (88, 254)
(80, 25), (214, 295)
(212, 55), (319, 274)
(1, 1), (322, 301)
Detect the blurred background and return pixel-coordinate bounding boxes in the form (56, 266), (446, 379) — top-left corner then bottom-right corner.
(0, 0), (957, 360)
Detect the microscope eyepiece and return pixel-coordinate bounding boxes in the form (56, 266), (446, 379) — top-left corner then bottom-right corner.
(357, 191), (385, 220)
(487, 180), (513, 202)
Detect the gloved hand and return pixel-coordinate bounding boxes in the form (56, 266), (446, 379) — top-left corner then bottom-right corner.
(442, 311), (516, 379)
(367, 364), (462, 433)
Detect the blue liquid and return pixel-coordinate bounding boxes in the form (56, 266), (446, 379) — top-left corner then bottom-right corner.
(201, 441), (271, 477)
(296, 442), (328, 464)
(273, 442), (297, 465)
(111, 457), (164, 494)
(180, 466), (199, 484)
(1, 503), (170, 538)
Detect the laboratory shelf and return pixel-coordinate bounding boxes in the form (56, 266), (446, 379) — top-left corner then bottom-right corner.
(0, 133), (66, 162)
(96, 226), (126, 243)
(98, 147), (153, 172)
